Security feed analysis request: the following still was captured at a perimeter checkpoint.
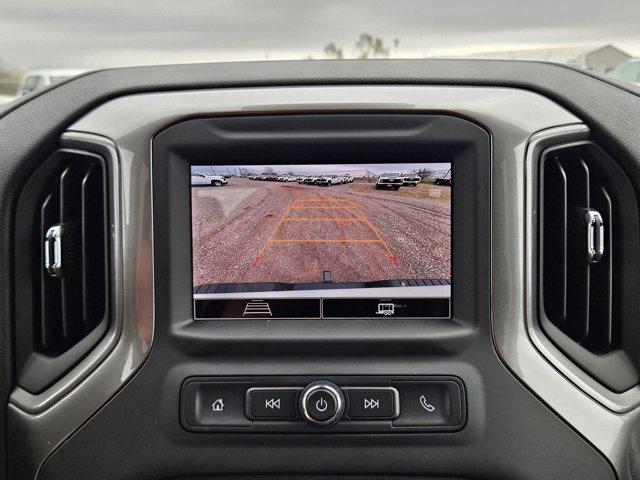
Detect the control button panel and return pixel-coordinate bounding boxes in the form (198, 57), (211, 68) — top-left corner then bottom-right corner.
(180, 376), (465, 433)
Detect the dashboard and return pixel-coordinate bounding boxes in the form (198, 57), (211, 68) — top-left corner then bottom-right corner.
(2, 61), (640, 480)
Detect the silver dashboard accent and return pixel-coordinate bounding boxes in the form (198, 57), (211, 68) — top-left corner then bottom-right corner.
(493, 124), (640, 478)
(194, 285), (451, 300)
(13, 85), (636, 477)
(585, 209), (605, 263)
(8, 132), (153, 480)
(44, 224), (64, 277)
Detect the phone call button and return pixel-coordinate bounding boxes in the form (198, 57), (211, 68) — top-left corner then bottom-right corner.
(391, 380), (463, 428)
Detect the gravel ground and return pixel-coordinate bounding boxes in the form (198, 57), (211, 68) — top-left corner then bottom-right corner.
(192, 178), (451, 287)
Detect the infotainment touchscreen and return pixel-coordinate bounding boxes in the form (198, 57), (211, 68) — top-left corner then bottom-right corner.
(191, 163), (451, 319)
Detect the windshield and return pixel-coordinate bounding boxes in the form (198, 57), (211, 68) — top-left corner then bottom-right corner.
(1, 0), (639, 100)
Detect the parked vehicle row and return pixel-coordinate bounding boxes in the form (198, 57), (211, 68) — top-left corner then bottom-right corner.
(192, 171), (440, 189)
(375, 172), (424, 190)
(248, 174), (355, 186)
(245, 172), (432, 189)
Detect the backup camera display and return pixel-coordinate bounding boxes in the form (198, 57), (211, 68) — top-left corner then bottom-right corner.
(191, 163), (451, 319)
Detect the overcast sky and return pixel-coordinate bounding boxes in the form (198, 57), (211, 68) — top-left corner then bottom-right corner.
(1, 0), (639, 70)
(192, 163), (451, 176)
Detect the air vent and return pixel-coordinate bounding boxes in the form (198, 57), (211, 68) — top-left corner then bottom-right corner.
(539, 142), (640, 392)
(38, 160), (107, 354)
(15, 149), (110, 394)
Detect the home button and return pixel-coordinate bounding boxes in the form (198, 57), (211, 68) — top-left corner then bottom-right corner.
(183, 380), (252, 428)
(300, 381), (345, 426)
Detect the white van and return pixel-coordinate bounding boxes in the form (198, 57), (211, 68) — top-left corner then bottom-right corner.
(17, 69), (87, 96)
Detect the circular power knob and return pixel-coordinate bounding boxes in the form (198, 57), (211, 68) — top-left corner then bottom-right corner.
(300, 380), (345, 427)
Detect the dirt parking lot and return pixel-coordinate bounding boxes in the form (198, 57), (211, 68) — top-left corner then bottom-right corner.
(192, 178), (451, 288)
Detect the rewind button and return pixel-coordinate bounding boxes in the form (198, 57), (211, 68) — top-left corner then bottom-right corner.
(247, 388), (299, 419)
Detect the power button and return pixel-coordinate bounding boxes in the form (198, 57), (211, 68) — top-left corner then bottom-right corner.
(300, 381), (345, 426)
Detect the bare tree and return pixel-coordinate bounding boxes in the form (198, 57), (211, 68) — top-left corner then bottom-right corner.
(263, 166), (277, 174)
(355, 34), (390, 59)
(324, 42), (344, 59)
(320, 35), (397, 60)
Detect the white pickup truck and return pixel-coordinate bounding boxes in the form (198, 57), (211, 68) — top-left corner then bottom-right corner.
(402, 174), (421, 187)
(375, 172), (404, 190)
(316, 176), (343, 186)
(190, 172), (228, 186)
(303, 176), (319, 184)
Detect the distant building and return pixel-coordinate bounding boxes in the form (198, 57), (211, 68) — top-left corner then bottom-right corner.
(449, 45), (590, 64)
(583, 45), (633, 74)
(449, 44), (635, 75)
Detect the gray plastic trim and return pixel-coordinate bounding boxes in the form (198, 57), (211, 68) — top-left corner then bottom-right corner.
(68, 85), (578, 137)
(492, 124), (640, 477)
(13, 85), (635, 478)
(525, 128), (640, 408)
(7, 132), (154, 480)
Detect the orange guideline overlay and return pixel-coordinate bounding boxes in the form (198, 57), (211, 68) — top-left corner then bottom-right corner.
(252, 197), (398, 267)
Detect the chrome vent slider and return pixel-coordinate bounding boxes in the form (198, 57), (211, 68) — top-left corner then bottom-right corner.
(44, 224), (64, 277)
(584, 208), (604, 264)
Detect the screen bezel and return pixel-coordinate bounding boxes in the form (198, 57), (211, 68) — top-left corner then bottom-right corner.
(152, 113), (489, 329)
